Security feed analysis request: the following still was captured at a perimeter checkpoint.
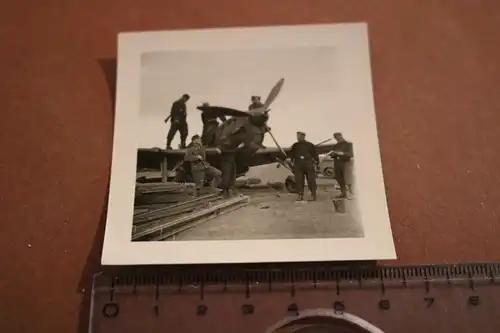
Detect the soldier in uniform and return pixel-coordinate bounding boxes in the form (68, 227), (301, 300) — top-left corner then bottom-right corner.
(219, 151), (238, 198)
(329, 132), (354, 198)
(248, 96), (270, 148)
(248, 96), (264, 110)
(184, 135), (222, 196)
(287, 131), (319, 201)
(165, 93), (190, 149)
(200, 102), (226, 147)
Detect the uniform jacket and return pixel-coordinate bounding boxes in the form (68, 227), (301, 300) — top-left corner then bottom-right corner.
(170, 100), (187, 122)
(330, 141), (354, 164)
(248, 102), (264, 110)
(289, 140), (320, 164)
(184, 143), (209, 171)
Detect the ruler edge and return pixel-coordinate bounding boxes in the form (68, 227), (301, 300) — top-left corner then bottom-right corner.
(88, 261), (500, 333)
(91, 261), (500, 285)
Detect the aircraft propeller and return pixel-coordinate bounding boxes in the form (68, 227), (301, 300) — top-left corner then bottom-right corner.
(196, 78), (285, 118)
(196, 78), (286, 156)
(256, 78), (288, 166)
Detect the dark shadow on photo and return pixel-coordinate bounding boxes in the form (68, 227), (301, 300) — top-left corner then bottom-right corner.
(97, 58), (118, 113)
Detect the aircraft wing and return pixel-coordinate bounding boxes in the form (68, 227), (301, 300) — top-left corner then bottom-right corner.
(246, 143), (336, 168)
(137, 147), (228, 171)
(136, 148), (186, 171)
(197, 106), (249, 117)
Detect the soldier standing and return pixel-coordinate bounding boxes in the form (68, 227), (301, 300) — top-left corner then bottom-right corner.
(287, 131), (319, 201)
(219, 151), (238, 198)
(184, 135), (222, 196)
(165, 93), (190, 149)
(248, 96), (264, 110)
(329, 132), (354, 198)
(200, 102), (227, 147)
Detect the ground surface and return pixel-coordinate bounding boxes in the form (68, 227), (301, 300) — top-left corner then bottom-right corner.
(171, 186), (364, 241)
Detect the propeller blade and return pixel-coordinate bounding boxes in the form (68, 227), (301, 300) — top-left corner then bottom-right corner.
(196, 106), (250, 118)
(263, 78), (285, 109)
(267, 130), (288, 159)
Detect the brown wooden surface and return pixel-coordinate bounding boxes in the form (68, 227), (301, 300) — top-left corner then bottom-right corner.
(1, 1), (500, 332)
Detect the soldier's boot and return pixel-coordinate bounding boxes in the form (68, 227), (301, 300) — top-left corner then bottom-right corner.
(296, 193), (304, 201)
(212, 175), (221, 189)
(311, 190), (317, 201)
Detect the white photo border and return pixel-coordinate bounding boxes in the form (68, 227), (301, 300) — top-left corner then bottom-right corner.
(101, 23), (397, 265)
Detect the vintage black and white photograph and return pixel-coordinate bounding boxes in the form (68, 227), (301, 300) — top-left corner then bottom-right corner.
(102, 23), (396, 265)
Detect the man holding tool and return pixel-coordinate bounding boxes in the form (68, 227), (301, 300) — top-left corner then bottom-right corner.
(329, 132), (354, 198)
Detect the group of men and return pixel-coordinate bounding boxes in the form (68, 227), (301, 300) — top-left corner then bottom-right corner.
(287, 131), (354, 201)
(165, 94), (264, 150)
(164, 93), (354, 201)
(165, 94), (265, 197)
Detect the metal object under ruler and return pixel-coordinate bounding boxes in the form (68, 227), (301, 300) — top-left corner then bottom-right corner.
(89, 262), (500, 333)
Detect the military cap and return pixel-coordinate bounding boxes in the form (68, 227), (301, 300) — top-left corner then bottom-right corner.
(191, 134), (201, 140)
(202, 102), (210, 107)
(297, 131), (306, 136)
(333, 132), (342, 137)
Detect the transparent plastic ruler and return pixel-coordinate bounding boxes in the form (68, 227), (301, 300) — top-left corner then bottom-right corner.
(89, 262), (500, 333)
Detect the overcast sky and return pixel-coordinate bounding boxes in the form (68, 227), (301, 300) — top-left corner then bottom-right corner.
(138, 46), (358, 148)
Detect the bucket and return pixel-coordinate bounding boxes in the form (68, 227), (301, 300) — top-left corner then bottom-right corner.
(333, 198), (346, 213)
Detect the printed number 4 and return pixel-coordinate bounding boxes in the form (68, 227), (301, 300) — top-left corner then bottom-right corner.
(378, 299), (390, 310)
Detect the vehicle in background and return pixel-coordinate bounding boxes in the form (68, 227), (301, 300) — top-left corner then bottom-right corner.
(318, 154), (335, 178)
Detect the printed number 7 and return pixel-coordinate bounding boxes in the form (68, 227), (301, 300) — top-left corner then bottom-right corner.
(424, 297), (435, 308)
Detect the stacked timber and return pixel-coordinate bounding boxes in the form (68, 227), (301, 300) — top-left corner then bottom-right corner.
(132, 193), (250, 241)
(134, 182), (200, 207)
(234, 178), (286, 191)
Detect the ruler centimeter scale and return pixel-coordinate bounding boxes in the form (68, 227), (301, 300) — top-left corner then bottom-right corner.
(89, 262), (500, 333)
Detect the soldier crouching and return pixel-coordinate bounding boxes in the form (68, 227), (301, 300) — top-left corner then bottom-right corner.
(184, 135), (222, 196)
